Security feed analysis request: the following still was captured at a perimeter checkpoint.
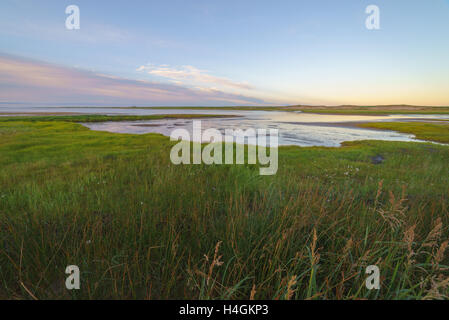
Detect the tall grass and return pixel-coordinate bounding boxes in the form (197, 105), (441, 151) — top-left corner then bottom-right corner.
(0, 119), (448, 299)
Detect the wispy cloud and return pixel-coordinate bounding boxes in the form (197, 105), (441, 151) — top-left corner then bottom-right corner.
(0, 54), (267, 106)
(0, 9), (179, 49)
(137, 64), (253, 90)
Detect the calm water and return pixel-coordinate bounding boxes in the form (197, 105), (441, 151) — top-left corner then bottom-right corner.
(2, 106), (449, 147)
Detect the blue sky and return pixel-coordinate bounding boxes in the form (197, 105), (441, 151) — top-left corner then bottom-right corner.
(1, 0), (449, 106)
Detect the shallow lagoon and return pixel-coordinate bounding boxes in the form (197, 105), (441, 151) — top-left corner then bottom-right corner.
(81, 109), (449, 147)
(2, 106), (449, 147)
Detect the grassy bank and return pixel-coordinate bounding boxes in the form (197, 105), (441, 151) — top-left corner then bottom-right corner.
(0, 114), (237, 123)
(358, 122), (449, 144)
(123, 105), (449, 115)
(0, 117), (448, 300)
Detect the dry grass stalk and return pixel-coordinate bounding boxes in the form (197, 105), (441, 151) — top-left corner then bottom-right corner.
(285, 275), (297, 300)
(310, 228), (320, 265)
(207, 241), (224, 285)
(432, 240), (449, 270)
(423, 218), (443, 249)
(249, 284), (257, 300)
(403, 224), (416, 266)
(343, 238), (353, 255)
(376, 186), (408, 231)
(423, 276), (449, 300)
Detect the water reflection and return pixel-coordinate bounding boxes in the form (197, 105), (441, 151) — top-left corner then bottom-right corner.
(2, 106), (448, 147)
(82, 111), (449, 147)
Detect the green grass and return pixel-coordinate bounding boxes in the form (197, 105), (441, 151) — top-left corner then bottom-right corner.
(0, 116), (449, 300)
(358, 122), (449, 144)
(0, 114), (237, 123)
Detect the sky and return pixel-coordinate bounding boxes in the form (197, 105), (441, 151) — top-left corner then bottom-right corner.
(1, 0), (449, 107)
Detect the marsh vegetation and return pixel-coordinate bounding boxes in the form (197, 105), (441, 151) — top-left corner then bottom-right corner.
(0, 115), (448, 299)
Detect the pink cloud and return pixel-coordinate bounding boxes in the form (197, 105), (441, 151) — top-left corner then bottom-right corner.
(137, 64), (253, 90)
(0, 54), (266, 106)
